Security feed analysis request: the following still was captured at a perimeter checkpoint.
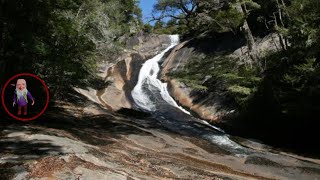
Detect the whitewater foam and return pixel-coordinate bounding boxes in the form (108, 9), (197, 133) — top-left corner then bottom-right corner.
(131, 35), (190, 114)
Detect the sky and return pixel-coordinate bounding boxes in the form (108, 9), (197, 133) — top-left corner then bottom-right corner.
(139, 0), (157, 24)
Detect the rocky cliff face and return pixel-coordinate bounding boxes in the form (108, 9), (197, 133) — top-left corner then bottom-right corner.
(75, 33), (171, 111)
(160, 40), (225, 121)
(160, 33), (281, 121)
(76, 32), (280, 122)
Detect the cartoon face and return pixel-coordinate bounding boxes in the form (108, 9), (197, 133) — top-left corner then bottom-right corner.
(16, 79), (26, 90)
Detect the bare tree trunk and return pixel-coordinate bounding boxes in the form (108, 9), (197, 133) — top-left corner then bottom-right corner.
(271, 34), (280, 51)
(276, 0), (285, 27)
(239, 4), (256, 52)
(275, 0), (289, 49)
(76, 3), (85, 18)
(281, 0), (290, 48)
(243, 20), (256, 52)
(236, 3), (259, 68)
(273, 12), (286, 51)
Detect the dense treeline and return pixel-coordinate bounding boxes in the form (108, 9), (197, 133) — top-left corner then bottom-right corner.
(151, 0), (320, 153)
(0, 0), (142, 99)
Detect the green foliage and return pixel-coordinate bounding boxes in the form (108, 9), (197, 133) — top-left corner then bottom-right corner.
(143, 23), (153, 33)
(0, 0), (142, 99)
(152, 19), (180, 34)
(286, 0), (320, 51)
(170, 53), (261, 109)
(175, 78), (208, 91)
(228, 85), (253, 96)
(259, 0), (320, 118)
(152, 0), (250, 36)
(166, 0), (320, 120)
(205, 6), (245, 33)
(238, 0), (261, 10)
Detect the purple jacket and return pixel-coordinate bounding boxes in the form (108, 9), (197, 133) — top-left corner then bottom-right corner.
(13, 90), (34, 106)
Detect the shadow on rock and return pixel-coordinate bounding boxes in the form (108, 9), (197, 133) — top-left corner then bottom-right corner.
(0, 125), (65, 177)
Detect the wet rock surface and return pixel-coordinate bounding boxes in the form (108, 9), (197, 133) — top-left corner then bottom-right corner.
(3, 34), (319, 179)
(1, 99), (320, 180)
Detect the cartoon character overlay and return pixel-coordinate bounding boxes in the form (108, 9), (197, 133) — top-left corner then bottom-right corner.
(13, 79), (35, 115)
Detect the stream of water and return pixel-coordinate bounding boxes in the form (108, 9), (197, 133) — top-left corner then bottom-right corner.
(131, 35), (189, 114)
(131, 35), (247, 155)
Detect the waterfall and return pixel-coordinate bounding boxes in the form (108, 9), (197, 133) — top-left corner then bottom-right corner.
(130, 35), (246, 154)
(131, 35), (190, 114)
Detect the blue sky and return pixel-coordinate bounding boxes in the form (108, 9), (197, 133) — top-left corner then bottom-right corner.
(139, 0), (157, 24)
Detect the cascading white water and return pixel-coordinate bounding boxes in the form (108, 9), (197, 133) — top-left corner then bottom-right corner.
(131, 35), (190, 114)
(131, 35), (245, 153)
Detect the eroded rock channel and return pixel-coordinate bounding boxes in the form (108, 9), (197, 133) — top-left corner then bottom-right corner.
(1, 34), (320, 180)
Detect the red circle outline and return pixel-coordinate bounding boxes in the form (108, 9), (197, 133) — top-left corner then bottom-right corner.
(1, 73), (50, 121)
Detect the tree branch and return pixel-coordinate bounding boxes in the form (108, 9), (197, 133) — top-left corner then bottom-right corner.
(178, 0), (191, 15)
